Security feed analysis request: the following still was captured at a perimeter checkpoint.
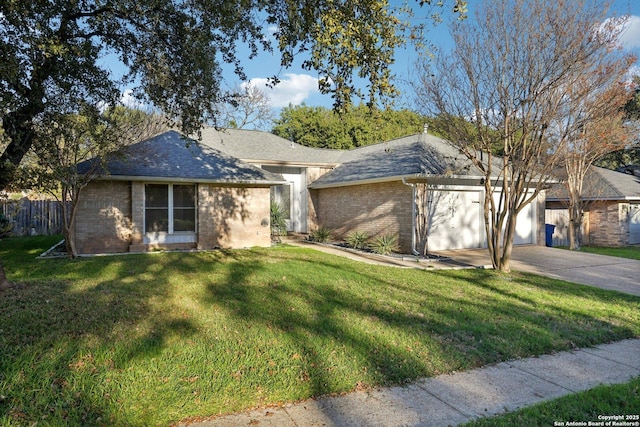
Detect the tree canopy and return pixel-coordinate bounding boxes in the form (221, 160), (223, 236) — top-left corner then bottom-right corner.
(0, 0), (466, 190)
(272, 104), (426, 149)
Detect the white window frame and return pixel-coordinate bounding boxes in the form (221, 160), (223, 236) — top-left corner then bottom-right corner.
(143, 183), (197, 244)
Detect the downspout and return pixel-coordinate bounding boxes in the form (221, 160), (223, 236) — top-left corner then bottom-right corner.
(402, 177), (420, 256)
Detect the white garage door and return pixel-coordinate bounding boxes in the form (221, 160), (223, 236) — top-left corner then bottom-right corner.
(425, 189), (536, 251)
(630, 204), (640, 245)
(427, 190), (483, 251)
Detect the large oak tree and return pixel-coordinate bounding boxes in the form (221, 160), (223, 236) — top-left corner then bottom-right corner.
(0, 0), (465, 288)
(0, 0), (467, 190)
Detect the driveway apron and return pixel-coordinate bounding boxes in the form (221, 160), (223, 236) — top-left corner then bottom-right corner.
(437, 246), (640, 297)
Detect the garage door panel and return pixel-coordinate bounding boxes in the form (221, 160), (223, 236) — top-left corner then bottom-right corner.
(630, 204), (640, 245)
(427, 190), (482, 251)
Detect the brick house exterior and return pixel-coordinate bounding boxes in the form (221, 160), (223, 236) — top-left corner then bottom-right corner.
(546, 167), (640, 247)
(74, 128), (547, 255)
(74, 131), (282, 254)
(312, 181), (415, 253)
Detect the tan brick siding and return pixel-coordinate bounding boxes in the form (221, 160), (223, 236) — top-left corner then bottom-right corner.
(75, 181), (132, 254)
(197, 185), (271, 249)
(314, 181), (414, 252)
(306, 166), (333, 231)
(547, 199), (630, 246)
(588, 201), (628, 246)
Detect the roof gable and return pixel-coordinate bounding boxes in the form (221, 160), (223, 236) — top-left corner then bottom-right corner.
(309, 134), (482, 188)
(198, 127), (344, 165)
(77, 130), (284, 184)
(547, 166), (640, 201)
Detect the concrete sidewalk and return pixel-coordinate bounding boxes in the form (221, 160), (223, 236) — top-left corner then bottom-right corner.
(182, 339), (640, 426)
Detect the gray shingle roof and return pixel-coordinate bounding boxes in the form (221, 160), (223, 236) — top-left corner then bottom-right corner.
(309, 134), (484, 188)
(199, 128), (496, 188)
(77, 130), (285, 184)
(547, 166), (640, 201)
(198, 128), (344, 164)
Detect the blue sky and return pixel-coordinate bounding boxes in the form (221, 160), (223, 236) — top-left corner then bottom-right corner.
(222, 0), (640, 113)
(110, 1), (640, 116)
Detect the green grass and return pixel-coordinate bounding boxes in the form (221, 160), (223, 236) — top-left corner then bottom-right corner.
(1, 236), (639, 426)
(576, 245), (640, 260)
(462, 376), (640, 426)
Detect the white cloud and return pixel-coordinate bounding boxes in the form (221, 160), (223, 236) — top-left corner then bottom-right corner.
(618, 15), (640, 50)
(244, 73), (320, 108)
(119, 89), (146, 109)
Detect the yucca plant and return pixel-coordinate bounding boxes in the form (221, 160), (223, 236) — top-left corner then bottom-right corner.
(311, 227), (332, 243)
(270, 201), (287, 242)
(369, 234), (398, 255)
(346, 231), (369, 250)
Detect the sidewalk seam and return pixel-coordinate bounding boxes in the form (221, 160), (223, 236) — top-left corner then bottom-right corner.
(413, 381), (478, 420)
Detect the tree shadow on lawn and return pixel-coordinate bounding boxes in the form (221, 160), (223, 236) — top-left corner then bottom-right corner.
(1, 240), (638, 425)
(0, 250), (199, 425)
(204, 247), (640, 416)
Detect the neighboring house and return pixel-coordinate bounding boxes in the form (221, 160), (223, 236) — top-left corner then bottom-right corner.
(74, 131), (284, 254)
(546, 166), (640, 246)
(73, 128), (545, 255)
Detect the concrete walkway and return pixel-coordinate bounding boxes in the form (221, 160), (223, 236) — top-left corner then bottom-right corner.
(180, 242), (640, 427)
(182, 339), (640, 426)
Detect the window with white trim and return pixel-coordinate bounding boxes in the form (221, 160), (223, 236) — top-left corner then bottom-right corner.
(145, 184), (196, 234)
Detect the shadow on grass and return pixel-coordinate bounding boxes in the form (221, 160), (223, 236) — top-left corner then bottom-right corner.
(0, 237), (638, 426)
(0, 236), (201, 425)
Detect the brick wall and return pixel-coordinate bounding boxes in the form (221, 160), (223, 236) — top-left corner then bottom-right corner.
(305, 166), (333, 231)
(75, 180), (133, 254)
(197, 185), (271, 249)
(314, 181), (414, 252)
(588, 201), (628, 246)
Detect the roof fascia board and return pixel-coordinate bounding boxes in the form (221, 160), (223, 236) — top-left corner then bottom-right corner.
(91, 175), (285, 187)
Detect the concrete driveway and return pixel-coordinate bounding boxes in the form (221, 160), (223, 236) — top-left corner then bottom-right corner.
(436, 246), (640, 296)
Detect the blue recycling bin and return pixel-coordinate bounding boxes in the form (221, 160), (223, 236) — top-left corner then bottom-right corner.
(545, 224), (555, 247)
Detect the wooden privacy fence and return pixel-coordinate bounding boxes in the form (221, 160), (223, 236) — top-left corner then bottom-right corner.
(1, 199), (67, 236)
(545, 208), (589, 247)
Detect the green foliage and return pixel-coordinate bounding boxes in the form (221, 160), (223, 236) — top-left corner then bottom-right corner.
(311, 227), (332, 243)
(272, 104), (427, 149)
(0, 213), (13, 238)
(270, 201), (287, 241)
(369, 234), (398, 255)
(0, 0), (466, 189)
(346, 231), (370, 249)
(1, 236), (639, 425)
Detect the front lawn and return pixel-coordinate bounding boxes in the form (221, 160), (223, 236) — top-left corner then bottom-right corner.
(1, 236), (639, 426)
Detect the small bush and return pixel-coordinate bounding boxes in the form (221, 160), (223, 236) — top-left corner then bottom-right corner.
(346, 231), (369, 249)
(311, 227), (332, 243)
(369, 234), (398, 255)
(0, 213), (13, 238)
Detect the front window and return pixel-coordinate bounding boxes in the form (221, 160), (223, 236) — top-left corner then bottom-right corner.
(145, 184), (196, 234)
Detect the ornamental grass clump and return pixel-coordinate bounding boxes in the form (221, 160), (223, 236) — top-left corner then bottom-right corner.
(346, 231), (369, 250)
(311, 227), (332, 243)
(369, 234), (398, 255)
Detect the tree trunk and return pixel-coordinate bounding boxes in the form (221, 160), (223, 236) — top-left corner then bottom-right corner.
(567, 183), (583, 250)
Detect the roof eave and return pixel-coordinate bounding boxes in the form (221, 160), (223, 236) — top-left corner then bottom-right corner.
(308, 173), (488, 189)
(91, 174), (285, 186)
